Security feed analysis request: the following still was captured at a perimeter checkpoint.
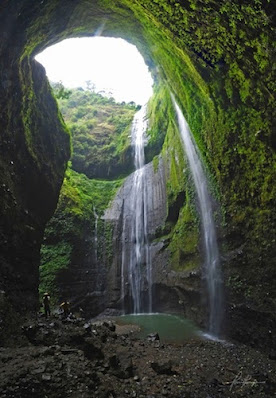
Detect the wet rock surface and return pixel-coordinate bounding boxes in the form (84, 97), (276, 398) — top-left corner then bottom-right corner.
(0, 315), (275, 398)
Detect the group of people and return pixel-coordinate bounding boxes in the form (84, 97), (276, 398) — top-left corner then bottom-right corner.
(42, 292), (70, 318)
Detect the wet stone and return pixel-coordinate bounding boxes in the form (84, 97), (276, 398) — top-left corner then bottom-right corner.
(41, 374), (51, 381)
(151, 360), (176, 375)
(147, 333), (160, 342)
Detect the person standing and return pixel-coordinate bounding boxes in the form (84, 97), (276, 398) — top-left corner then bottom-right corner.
(60, 300), (70, 318)
(43, 292), (51, 318)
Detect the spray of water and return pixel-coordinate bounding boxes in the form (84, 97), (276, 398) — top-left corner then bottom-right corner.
(172, 95), (223, 337)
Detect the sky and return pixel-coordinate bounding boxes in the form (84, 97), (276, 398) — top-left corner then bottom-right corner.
(35, 37), (153, 105)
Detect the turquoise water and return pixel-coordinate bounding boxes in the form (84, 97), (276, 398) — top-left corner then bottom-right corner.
(115, 313), (199, 344)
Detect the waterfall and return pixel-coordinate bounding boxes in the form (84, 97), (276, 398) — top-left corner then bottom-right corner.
(172, 96), (223, 337)
(121, 104), (152, 314)
(93, 206), (99, 262)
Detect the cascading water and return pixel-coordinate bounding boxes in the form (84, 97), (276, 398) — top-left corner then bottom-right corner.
(172, 96), (223, 337)
(93, 206), (99, 262)
(121, 104), (152, 314)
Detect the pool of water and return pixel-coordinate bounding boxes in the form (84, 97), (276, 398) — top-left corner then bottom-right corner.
(115, 313), (199, 344)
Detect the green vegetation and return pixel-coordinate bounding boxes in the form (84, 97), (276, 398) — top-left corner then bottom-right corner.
(40, 86), (140, 301)
(162, 117), (186, 207)
(51, 81), (72, 99)
(17, 0), (273, 313)
(39, 242), (72, 304)
(145, 83), (173, 163)
(55, 86), (137, 179)
(150, 87), (201, 272)
(40, 167), (125, 302)
(54, 167), (124, 218)
(168, 204), (200, 272)
(119, 0), (275, 303)
(18, 59), (71, 174)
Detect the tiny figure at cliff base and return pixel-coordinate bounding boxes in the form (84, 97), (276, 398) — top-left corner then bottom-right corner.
(60, 300), (70, 317)
(43, 292), (51, 318)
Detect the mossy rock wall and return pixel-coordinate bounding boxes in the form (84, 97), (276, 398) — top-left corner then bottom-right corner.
(0, 32), (70, 313)
(40, 168), (123, 313)
(0, 0), (275, 348)
(145, 82), (201, 274)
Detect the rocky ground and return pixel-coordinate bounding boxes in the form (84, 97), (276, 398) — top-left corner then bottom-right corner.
(0, 314), (275, 398)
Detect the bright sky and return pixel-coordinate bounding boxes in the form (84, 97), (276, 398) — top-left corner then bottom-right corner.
(35, 37), (153, 105)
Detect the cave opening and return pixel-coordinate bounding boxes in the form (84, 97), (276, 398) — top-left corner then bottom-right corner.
(35, 36), (154, 105)
(36, 36), (158, 316)
(1, 0), (274, 358)
(3, 6), (228, 332)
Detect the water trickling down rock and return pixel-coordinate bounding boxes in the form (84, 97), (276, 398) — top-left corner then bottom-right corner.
(172, 96), (223, 337)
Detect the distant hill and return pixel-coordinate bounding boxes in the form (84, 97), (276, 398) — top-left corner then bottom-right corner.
(54, 85), (138, 179)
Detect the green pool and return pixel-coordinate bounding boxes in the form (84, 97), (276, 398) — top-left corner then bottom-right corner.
(115, 313), (199, 344)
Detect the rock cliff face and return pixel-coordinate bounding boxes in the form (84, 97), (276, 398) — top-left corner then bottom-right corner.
(55, 221), (110, 316)
(0, 0), (275, 350)
(0, 54), (70, 312)
(103, 155), (204, 325)
(103, 158), (167, 309)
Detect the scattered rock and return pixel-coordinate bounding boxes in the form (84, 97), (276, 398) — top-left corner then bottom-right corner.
(30, 364), (46, 374)
(269, 349), (276, 360)
(103, 321), (116, 332)
(22, 324), (39, 342)
(147, 333), (160, 342)
(1, 316), (276, 398)
(82, 337), (104, 360)
(41, 373), (51, 381)
(151, 360), (176, 375)
(110, 351), (134, 379)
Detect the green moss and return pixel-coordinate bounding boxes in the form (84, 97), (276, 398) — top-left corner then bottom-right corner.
(145, 83), (172, 162)
(168, 204), (200, 272)
(39, 166), (124, 302)
(162, 118), (186, 206)
(145, 79), (201, 272)
(152, 156), (159, 173)
(213, 106), (276, 233)
(18, 58), (38, 162)
(16, 0), (274, 312)
(39, 242), (72, 305)
(126, 0), (275, 302)
(18, 57), (71, 176)
(102, 222), (114, 268)
(61, 167), (124, 217)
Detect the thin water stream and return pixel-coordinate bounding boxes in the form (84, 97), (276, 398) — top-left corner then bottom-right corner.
(93, 206), (99, 262)
(172, 96), (223, 337)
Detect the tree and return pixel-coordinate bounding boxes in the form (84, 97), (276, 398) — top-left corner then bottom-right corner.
(85, 80), (96, 92)
(51, 81), (72, 99)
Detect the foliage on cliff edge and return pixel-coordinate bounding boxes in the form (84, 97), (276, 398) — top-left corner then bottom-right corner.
(56, 86), (137, 179)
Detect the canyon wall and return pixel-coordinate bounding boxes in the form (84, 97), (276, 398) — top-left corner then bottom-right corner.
(0, 0), (275, 350)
